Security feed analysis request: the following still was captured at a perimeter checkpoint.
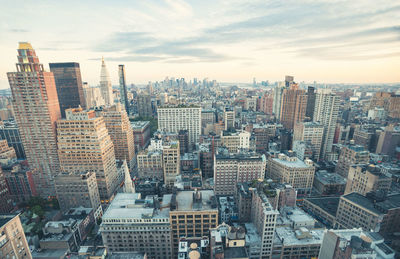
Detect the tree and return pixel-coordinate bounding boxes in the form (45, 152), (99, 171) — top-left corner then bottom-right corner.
(31, 205), (44, 218)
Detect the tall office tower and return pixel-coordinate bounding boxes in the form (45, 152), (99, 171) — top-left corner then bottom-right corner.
(0, 214), (32, 259)
(305, 86), (316, 119)
(100, 57), (113, 106)
(169, 190), (218, 257)
(100, 104), (135, 168)
(345, 164), (391, 196)
(293, 122), (324, 161)
(7, 42), (61, 197)
(285, 75), (294, 87)
(49, 62), (86, 117)
(57, 108), (119, 200)
(82, 82), (105, 108)
(335, 145), (370, 178)
(273, 81), (286, 119)
(118, 65), (129, 114)
(267, 152), (315, 195)
(54, 171), (102, 217)
(163, 141), (180, 186)
(101, 193), (172, 259)
(0, 167), (13, 213)
(158, 106), (201, 145)
(313, 89), (340, 160)
(280, 84), (307, 130)
(0, 121), (26, 159)
(250, 184), (279, 258)
(137, 94), (152, 117)
(214, 153), (266, 195)
(224, 108), (235, 130)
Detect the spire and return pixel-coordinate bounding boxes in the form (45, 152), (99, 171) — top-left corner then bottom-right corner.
(99, 57), (114, 106)
(122, 160), (135, 193)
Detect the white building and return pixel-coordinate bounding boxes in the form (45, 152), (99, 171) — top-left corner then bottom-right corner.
(99, 57), (114, 106)
(157, 106), (201, 145)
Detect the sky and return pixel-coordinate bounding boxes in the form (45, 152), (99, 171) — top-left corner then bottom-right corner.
(0, 0), (399, 89)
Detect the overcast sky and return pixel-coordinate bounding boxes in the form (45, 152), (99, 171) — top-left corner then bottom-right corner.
(0, 0), (399, 88)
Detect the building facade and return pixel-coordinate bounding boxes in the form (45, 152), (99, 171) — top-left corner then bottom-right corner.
(49, 62), (86, 117)
(7, 42), (61, 197)
(293, 122), (324, 161)
(99, 58), (113, 106)
(0, 214), (32, 259)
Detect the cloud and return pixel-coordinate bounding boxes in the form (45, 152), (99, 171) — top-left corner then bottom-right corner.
(8, 29), (29, 33)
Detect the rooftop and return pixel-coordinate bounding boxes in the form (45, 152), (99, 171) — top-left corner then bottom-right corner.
(271, 156), (313, 169)
(130, 121), (150, 129)
(275, 227), (324, 246)
(304, 196), (340, 216)
(0, 214), (17, 228)
(173, 190), (217, 211)
(102, 193), (170, 220)
(224, 247), (248, 258)
(315, 171), (346, 185)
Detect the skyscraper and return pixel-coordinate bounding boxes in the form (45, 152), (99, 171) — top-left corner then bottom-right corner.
(273, 81), (286, 119)
(0, 167), (13, 213)
(305, 86), (316, 119)
(99, 103), (135, 168)
(100, 57), (113, 106)
(313, 89), (340, 160)
(49, 62), (86, 117)
(7, 42), (61, 197)
(280, 84), (307, 130)
(57, 108), (119, 200)
(118, 65), (129, 114)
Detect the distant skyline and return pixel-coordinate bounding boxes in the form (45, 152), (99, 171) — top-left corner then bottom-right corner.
(1, 0), (399, 89)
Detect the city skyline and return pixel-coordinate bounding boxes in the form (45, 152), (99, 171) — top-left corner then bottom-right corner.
(1, 0), (399, 89)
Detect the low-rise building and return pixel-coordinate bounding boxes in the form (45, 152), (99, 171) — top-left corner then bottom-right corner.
(136, 150), (163, 180)
(303, 197), (340, 229)
(345, 164), (392, 195)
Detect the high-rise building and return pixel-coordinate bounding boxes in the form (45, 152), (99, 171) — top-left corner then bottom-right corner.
(178, 129), (189, 154)
(344, 164), (391, 195)
(54, 171), (102, 217)
(224, 108), (235, 130)
(0, 214), (32, 259)
(99, 104), (135, 168)
(131, 121), (151, 151)
(214, 153), (266, 195)
(100, 193), (172, 258)
(313, 89), (340, 160)
(250, 183), (279, 258)
(3, 163), (37, 203)
(57, 108), (119, 200)
(118, 65), (129, 114)
(335, 145), (369, 178)
(305, 86), (316, 119)
(259, 92), (274, 115)
(7, 42), (61, 197)
(158, 106), (201, 145)
(169, 190), (218, 256)
(49, 62), (86, 117)
(0, 167), (13, 213)
(82, 82), (105, 108)
(137, 94), (152, 118)
(273, 82), (286, 119)
(163, 141), (180, 186)
(280, 84), (307, 130)
(0, 121), (26, 159)
(285, 75), (294, 87)
(267, 152), (315, 195)
(293, 122), (324, 161)
(100, 57), (113, 106)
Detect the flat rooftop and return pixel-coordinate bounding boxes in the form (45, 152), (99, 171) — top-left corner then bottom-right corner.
(130, 121), (150, 129)
(271, 157), (312, 168)
(315, 171), (346, 185)
(224, 247), (248, 258)
(304, 196), (340, 216)
(102, 193), (170, 220)
(173, 190), (217, 211)
(275, 227), (324, 246)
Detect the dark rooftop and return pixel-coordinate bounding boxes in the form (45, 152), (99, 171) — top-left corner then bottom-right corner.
(224, 247), (248, 258)
(305, 197), (340, 216)
(0, 214), (17, 228)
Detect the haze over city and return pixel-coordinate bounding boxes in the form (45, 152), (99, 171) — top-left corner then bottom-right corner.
(1, 0), (400, 89)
